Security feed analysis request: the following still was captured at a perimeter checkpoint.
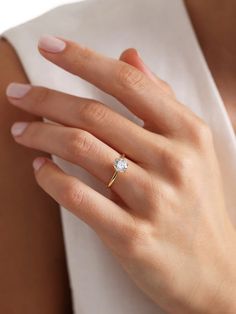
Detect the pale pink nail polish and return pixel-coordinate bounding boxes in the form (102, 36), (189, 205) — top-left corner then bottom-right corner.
(6, 83), (32, 99)
(33, 157), (46, 171)
(38, 34), (66, 53)
(11, 122), (29, 137)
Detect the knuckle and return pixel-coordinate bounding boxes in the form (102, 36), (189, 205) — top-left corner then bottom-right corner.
(190, 119), (213, 147)
(60, 179), (85, 208)
(79, 101), (108, 124)
(166, 150), (194, 181)
(67, 130), (95, 158)
(23, 122), (40, 146)
(117, 63), (146, 91)
(70, 46), (94, 71)
(124, 219), (155, 259)
(161, 80), (175, 97)
(30, 87), (49, 110)
(175, 155), (192, 174)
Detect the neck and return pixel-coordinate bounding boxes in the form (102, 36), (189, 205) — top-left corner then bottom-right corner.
(184, 0), (236, 131)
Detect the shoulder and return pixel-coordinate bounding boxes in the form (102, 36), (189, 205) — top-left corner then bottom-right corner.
(0, 37), (29, 114)
(0, 37), (25, 77)
(0, 37), (30, 119)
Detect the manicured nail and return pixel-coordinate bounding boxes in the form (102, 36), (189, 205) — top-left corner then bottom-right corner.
(33, 157), (46, 171)
(11, 122), (29, 137)
(6, 83), (31, 99)
(38, 34), (66, 53)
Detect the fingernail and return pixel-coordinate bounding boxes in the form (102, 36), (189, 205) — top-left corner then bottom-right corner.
(135, 49), (141, 58)
(33, 157), (46, 171)
(6, 83), (31, 99)
(135, 50), (157, 81)
(11, 122), (29, 137)
(38, 34), (66, 53)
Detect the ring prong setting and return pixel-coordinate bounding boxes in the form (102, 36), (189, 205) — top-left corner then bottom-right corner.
(107, 154), (128, 188)
(114, 156), (128, 173)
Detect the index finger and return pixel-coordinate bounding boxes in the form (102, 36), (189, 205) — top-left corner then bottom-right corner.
(38, 35), (196, 136)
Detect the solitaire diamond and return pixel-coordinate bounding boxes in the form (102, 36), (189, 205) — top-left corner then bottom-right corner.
(114, 156), (128, 172)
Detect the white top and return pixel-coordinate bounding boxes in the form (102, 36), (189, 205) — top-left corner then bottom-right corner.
(2, 0), (236, 313)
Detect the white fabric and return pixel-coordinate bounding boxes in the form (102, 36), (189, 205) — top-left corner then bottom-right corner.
(2, 0), (236, 313)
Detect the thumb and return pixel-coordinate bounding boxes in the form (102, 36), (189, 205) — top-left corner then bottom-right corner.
(119, 48), (157, 81)
(119, 48), (175, 97)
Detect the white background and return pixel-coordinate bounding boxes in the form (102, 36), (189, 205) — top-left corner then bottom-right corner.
(0, 0), (81, 34)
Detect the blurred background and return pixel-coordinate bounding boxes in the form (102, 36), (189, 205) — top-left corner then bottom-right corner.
(0, 0), (83, 34)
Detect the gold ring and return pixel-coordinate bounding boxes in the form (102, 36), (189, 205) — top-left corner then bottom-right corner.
(107, 153), (128, 188)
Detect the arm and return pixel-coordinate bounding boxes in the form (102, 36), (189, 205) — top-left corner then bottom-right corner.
(0, 38), (72, 314)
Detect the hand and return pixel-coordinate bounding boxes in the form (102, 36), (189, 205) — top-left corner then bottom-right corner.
(6, 35), (236, 313)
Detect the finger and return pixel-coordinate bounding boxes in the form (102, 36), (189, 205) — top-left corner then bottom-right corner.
(7, 83), (168, 165)
(32, 157), (135, 240)
(38, 35), (198, 136)
(11, 121), (152, 212)
(119, 48), (175, 97)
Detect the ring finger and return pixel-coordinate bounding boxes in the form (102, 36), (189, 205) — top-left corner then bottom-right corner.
(11, 121), (153, 212)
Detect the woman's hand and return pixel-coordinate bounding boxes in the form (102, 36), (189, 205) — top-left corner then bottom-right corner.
(6, 35), (236, 313)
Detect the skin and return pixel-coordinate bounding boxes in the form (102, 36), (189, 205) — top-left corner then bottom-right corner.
(0, 39), (159, 314)
(5, 35), (236, 314)
(0, 39), (72, 314)
(184, 0), (236, 131)
(0, 1), (236, 313)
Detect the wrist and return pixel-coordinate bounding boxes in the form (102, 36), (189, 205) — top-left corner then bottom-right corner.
(203, 229), (236, 314)
(204, 279), (236, 314)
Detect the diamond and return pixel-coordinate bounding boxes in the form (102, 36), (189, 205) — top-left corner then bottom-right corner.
(114, 156), (128, 172)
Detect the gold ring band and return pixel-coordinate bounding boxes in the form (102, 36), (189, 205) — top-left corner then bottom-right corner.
(107, 153), (128, 188)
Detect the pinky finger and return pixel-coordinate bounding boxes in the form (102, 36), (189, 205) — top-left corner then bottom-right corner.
(32, 157), (134, 239)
